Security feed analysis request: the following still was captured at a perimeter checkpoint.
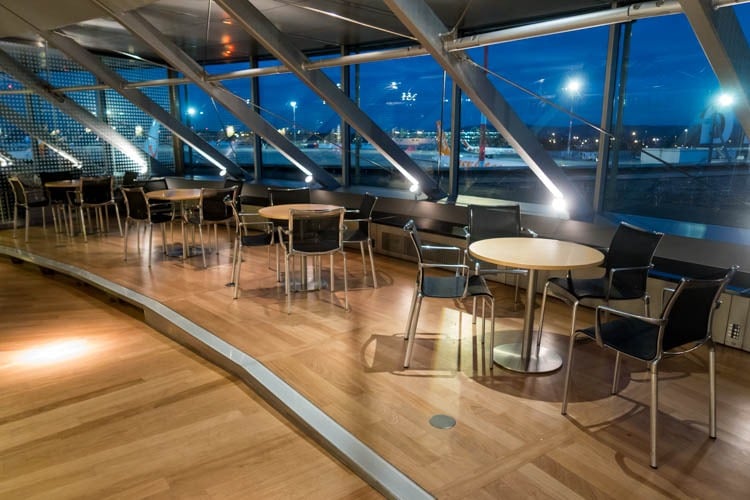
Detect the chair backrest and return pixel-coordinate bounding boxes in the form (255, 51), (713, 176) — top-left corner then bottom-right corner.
(660, 266), (737, 352)
(605, 222), (663, 295)
(8, 176), (26, 205)
(122, 171), (139, 187)
(142, 177), (168, 192)
(40, 171), (76, 203)
(268, 186), (310, 205)
(287, 208), (344, 254)
(466, 204), (522, 243)
(356, 192), (378, 232)
(404, 219), (434, 268)
(121, 187), (150, 222)
(80, 176), (114, 205)
(199, 187), (236, 223)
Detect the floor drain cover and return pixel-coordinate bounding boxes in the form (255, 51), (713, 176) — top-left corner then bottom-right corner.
(429, 414), (456, 429)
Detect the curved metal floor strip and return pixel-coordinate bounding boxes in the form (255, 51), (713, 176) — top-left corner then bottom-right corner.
(0, 243), (432, 500)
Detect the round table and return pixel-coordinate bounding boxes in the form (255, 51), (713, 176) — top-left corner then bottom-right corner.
(258, 203), (342, 220)
(145, 189), (202, 259)
(469, 237), (604, 373)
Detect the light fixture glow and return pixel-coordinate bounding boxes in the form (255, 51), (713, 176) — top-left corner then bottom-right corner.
(716, 92), (735, 108)
(551, 196), (567, 213)
(304, 174), (314, 183)
(15, 339), (91, 366)
(409, 183), (420, 193)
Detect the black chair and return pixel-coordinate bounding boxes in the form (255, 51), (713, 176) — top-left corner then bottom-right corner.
(267, 186), (310, 205)
(121, 171), (139, 187)
(121, 187), (173, 267)
(464, 204), (536, 306)
(141, 176), (173, 216)
(40, 171), (77, 235)
(537, 222), (663, 348)
(278, 207), (348, 314)
(67, 176), (123, 242)
(8, 175), (50, 242)
(228, 201), (275, 299)
(343, 193), (379, 288)
(562, 266), (738, 468)
(184, 186), (237, 268)
(402, 220), (495, 369)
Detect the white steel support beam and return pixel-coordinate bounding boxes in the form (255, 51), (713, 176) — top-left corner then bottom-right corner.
(679, 0), (750, 142)
(0, 48), (148, 169)
(38, 29), (246, 180)
(384, 0), (593, 220)
(93, 3), (340, 189)
(214, 0), (444, 199)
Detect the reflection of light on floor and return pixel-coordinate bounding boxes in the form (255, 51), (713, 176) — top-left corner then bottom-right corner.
(15, 339), (91, 366)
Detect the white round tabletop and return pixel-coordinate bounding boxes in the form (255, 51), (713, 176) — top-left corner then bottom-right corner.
(258, 203), (342, 220)
(469, 237), (604, 271)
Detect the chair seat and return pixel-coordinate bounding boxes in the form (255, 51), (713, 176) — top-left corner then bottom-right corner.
(548, 276), (646, 302)
(150, 211), (175, 224)
(578, 317), (658, 361)
(240, 232), (274, 247)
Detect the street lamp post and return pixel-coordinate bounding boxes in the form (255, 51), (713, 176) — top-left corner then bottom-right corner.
(564, 78), (582, 159)
(289, 101), (297, 145)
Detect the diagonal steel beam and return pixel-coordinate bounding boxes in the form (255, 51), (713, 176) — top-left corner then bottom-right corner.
(384, 0), (593, 220)
(39, 29), (248, 180)
(93, 2), (339, 189)
(214, 0), (445, 200)
(679, 0), (750, 142)
(0, 47), (148, 169)
(0, 100), (81, 166)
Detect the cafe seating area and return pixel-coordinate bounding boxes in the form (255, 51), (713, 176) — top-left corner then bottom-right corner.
(1, 183), (748, 498)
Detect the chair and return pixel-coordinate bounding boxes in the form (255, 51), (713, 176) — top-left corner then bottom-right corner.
(121, 187), (173, 267)
(141, 176), (174, 216)
(562, 266), (738, 468)
(267, 186), (310, 205)
(537, 222), (663, 348)
(121, 171), (139, 187)
(184, 186), (237, 268)
(402, 220), (495, 369)
(464, 204), (536, 306)
(227, 201), (275, 299)
(67, 176), (123, 242)
(343, 193), (379, 288)
(39, 171), (77, 235)
(8, 176), (50, 242)
(278, 207), (348, 314)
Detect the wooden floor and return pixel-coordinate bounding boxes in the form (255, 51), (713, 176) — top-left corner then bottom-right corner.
(1, 224), (749, 499)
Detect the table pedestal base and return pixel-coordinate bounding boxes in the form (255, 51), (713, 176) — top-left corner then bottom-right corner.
(492, 342), (562, 373)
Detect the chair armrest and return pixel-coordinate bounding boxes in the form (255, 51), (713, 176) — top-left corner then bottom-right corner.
(522, 227), (538, 238)
(421, 244), (463, 265)
(594, 304), (665, 346)
(462, 225), (470, 239)
(345, 217), (368, 223)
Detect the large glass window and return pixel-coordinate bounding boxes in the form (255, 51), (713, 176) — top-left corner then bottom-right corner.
(258, 59), (341, 184)
(351, 55), (451, 192)
(459, 28), (609, 206)
(604, 13), (750, 242)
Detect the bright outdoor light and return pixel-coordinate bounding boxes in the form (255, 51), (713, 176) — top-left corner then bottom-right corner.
(551, 196), (567, 213)
(187, 107), (196, 117)
(565, 77), (582, 95)
(716, 92), (735, 108)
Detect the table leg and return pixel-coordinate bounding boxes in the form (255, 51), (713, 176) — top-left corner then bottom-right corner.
(492, 268), (563, 373)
